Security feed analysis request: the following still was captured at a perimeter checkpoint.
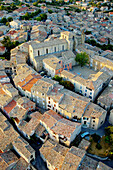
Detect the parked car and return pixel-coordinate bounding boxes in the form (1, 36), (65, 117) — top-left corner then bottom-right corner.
(81, 132), (89, 138)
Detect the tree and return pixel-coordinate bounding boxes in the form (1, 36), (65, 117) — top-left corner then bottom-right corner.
(53, 75), (62, 82)
(48, 9), (53, 13)
(53, 75), (74, 91)
(75, 52), (89, 67)
(0, 17), (7, 24)
(1, 36), (19, 60)
(105, 126), (113, 145)
(0, 5), (5, 10)
(40, 13), (47, 21)
(6, 22), (9, 26)
(7, 17), (13, 22)
(1, 36), (12, 50)
(96, 143), (102, 150)
(36, 17), (41, 21)
(85, 30), (92, 35)
(91, 133), (101, 143)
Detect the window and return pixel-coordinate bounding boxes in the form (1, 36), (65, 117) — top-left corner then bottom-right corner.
(89, 96), (92, 99)
(30, 155), (33, 159)
(42, 93), (44, 96)
(90, 92), (92, 95)
(46, 48), (48, 54)
(38, 50), (40, 56)
(54, 47), (56, 52)
(54, 104), (56, 107)
(101, 121), (103, 124)
(48, 101), (50, 104)
(85, 89), (87, 92)
(48, 97), (50, 100)
(80, 90), (82, 93)
(93, 120), (95, 122)
(84, 121), (86, 124)
(68, 64), (69, 66)
(80, 86), (82, 89)
(62, 45), (64, 51)
(85, 93), (87, 96)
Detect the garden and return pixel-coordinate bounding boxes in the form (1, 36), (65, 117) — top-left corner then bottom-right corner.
(88, 126), (113, 159)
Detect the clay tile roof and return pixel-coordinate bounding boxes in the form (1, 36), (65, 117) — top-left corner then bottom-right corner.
(0, 46), (5, 52)
(3, 100), (16, 114)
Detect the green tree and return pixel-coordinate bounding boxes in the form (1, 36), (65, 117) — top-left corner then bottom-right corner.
(40, 13), (47, 21)
(7, 17), (13, 22)
(0, 17), (7, 24)
(96, 143), (102, 150)
(75, 52), (89, 67)
(53, 75), (62, 82)
(6, 22), (9, 26)
(1, 36), (19, 60)
(85, 30), (92, 35)
(36, 17), (41, 21)
(91, 133), (101, 143)
(48, 9), (53, 13)
(0, 5), (5, 10)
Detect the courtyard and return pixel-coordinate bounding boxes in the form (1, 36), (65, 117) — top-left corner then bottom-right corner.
(70, 65), (97, 79)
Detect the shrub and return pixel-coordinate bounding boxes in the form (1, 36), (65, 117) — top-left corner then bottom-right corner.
(96, 143), (102, 150)
(91, 133), (100, 143)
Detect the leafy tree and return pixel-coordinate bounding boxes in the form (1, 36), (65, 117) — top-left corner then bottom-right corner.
(75, 52), (89, 67)
(26, 4), (30, 7)
(91, 133), (101, 143)
(36, 17), (41, 21)
(53, 75), (74, 91)
(33, 2), (37, 6)
(105, 126), (113, 146)
(1, 36), (19, 60)
(96, 143), (102, 150)
(19, 2), (24, 6)
(40, 13), (47, 21)
(6, 22), (9, 26)
(60, 80), (74, 91)
(0, 5), (5, 10)
(7, 17), (13, 22)
(85, 30), (91, 35)
(48, 9), (53, 13)
(0, 17), (7, 24)
(53, 75), (62, 82)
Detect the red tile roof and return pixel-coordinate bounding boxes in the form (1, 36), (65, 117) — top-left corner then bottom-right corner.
(0, 46), (5, 52)
(4, 100), (16, 114)
(14, 7), (28, 13)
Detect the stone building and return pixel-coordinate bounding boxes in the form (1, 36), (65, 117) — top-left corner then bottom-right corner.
(29, 31), (84, 71)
